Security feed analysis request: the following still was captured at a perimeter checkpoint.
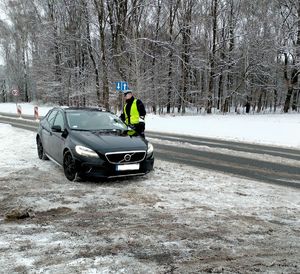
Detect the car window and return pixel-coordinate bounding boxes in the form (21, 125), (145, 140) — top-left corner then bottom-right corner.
(53, 112), (65, 130)
(66, 111), (127, 131)
(47, 110), (58, 126)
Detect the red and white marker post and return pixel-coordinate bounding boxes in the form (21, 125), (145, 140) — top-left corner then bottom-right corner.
(17, 104), (22, 118)
(34, 106), (39, 120)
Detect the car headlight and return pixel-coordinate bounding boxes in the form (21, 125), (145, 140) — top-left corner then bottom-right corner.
(75, 145), (98, 157)
(147, 143), (154, 155)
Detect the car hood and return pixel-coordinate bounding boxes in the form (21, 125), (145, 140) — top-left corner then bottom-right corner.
(70, 130), (147, 154)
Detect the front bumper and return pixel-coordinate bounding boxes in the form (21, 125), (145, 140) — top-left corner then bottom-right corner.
(74, 153), (154, 179)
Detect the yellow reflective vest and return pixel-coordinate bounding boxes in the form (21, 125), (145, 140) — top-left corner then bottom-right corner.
(124, 99), (139, 125)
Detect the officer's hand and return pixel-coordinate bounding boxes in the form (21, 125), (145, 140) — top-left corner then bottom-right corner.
(138, 121), (145, 132)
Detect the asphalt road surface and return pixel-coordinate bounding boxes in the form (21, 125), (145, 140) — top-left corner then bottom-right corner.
(1, 114), (299, 188)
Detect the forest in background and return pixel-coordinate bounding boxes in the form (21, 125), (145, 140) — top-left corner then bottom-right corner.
(0, 0), (300, 114)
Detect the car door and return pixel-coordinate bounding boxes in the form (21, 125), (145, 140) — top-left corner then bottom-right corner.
(49, 111), (66, 164)
(41, 109), (58, 157)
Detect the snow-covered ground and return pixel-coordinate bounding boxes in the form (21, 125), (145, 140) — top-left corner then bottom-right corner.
(0, 123), (299, 273)
(0, 102), (300, 148)
(0, 102), (300, 272)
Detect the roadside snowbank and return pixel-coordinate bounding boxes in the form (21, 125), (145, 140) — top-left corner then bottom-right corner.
(0, 102), (299, 148)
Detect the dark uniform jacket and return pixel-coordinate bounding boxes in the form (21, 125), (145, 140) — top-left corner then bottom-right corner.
(120, 96), (146, 125)
(120, 96), (146, 136)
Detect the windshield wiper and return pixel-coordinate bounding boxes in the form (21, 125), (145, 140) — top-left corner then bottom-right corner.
(71, 128), (91, 131)
(91, 129), (128, 134)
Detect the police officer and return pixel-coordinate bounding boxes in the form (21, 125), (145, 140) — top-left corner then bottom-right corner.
(120, 90), (146, 137)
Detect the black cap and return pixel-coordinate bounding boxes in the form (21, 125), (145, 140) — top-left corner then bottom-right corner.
(124, 90), (132, 96)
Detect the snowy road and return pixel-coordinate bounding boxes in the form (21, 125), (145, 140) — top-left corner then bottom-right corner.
(1, 115), (300, 188)
(149, 137), (300, 189)
(0, 124), (300, 273)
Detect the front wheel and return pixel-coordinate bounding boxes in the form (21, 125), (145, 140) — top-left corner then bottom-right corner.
(37, 138), (48, 160)
(63, 151), (78, 181)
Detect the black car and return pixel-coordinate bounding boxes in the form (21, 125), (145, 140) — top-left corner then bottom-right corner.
(36, 107), (154, 181)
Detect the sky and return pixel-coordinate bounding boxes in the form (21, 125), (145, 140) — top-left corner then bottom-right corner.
(0, 102), (300, 148)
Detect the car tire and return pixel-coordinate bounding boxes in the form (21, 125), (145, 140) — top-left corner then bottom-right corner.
(37, 137), (48, 160)
(63, 151), (78, 181)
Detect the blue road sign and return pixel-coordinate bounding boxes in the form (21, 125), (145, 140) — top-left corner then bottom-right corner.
(116, 81), (122, 91)
(116, 81), (129, 91)
(122, 82), (128, 91)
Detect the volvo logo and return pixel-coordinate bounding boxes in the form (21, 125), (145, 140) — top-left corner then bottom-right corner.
(124, 154), (131, 162)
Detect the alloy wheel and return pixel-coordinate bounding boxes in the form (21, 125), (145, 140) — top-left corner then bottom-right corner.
(37, 138), (48, 160)
(63, 152), (78, 181)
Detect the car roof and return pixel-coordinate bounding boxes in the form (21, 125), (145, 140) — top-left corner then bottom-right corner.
(65, 107), (105, 112)
(51, 106), (107, 112)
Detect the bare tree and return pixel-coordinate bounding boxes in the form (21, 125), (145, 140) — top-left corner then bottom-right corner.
(94, 0), (110, 109)
(279, 0), (300, 112)
(0, 0), (299, 114)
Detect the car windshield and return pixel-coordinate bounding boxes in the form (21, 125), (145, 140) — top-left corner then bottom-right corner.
(66, 110), (127, 131)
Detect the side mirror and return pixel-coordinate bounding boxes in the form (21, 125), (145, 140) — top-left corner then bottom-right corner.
(51, 125), (62, 132)
(61, 128), (68, 138)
